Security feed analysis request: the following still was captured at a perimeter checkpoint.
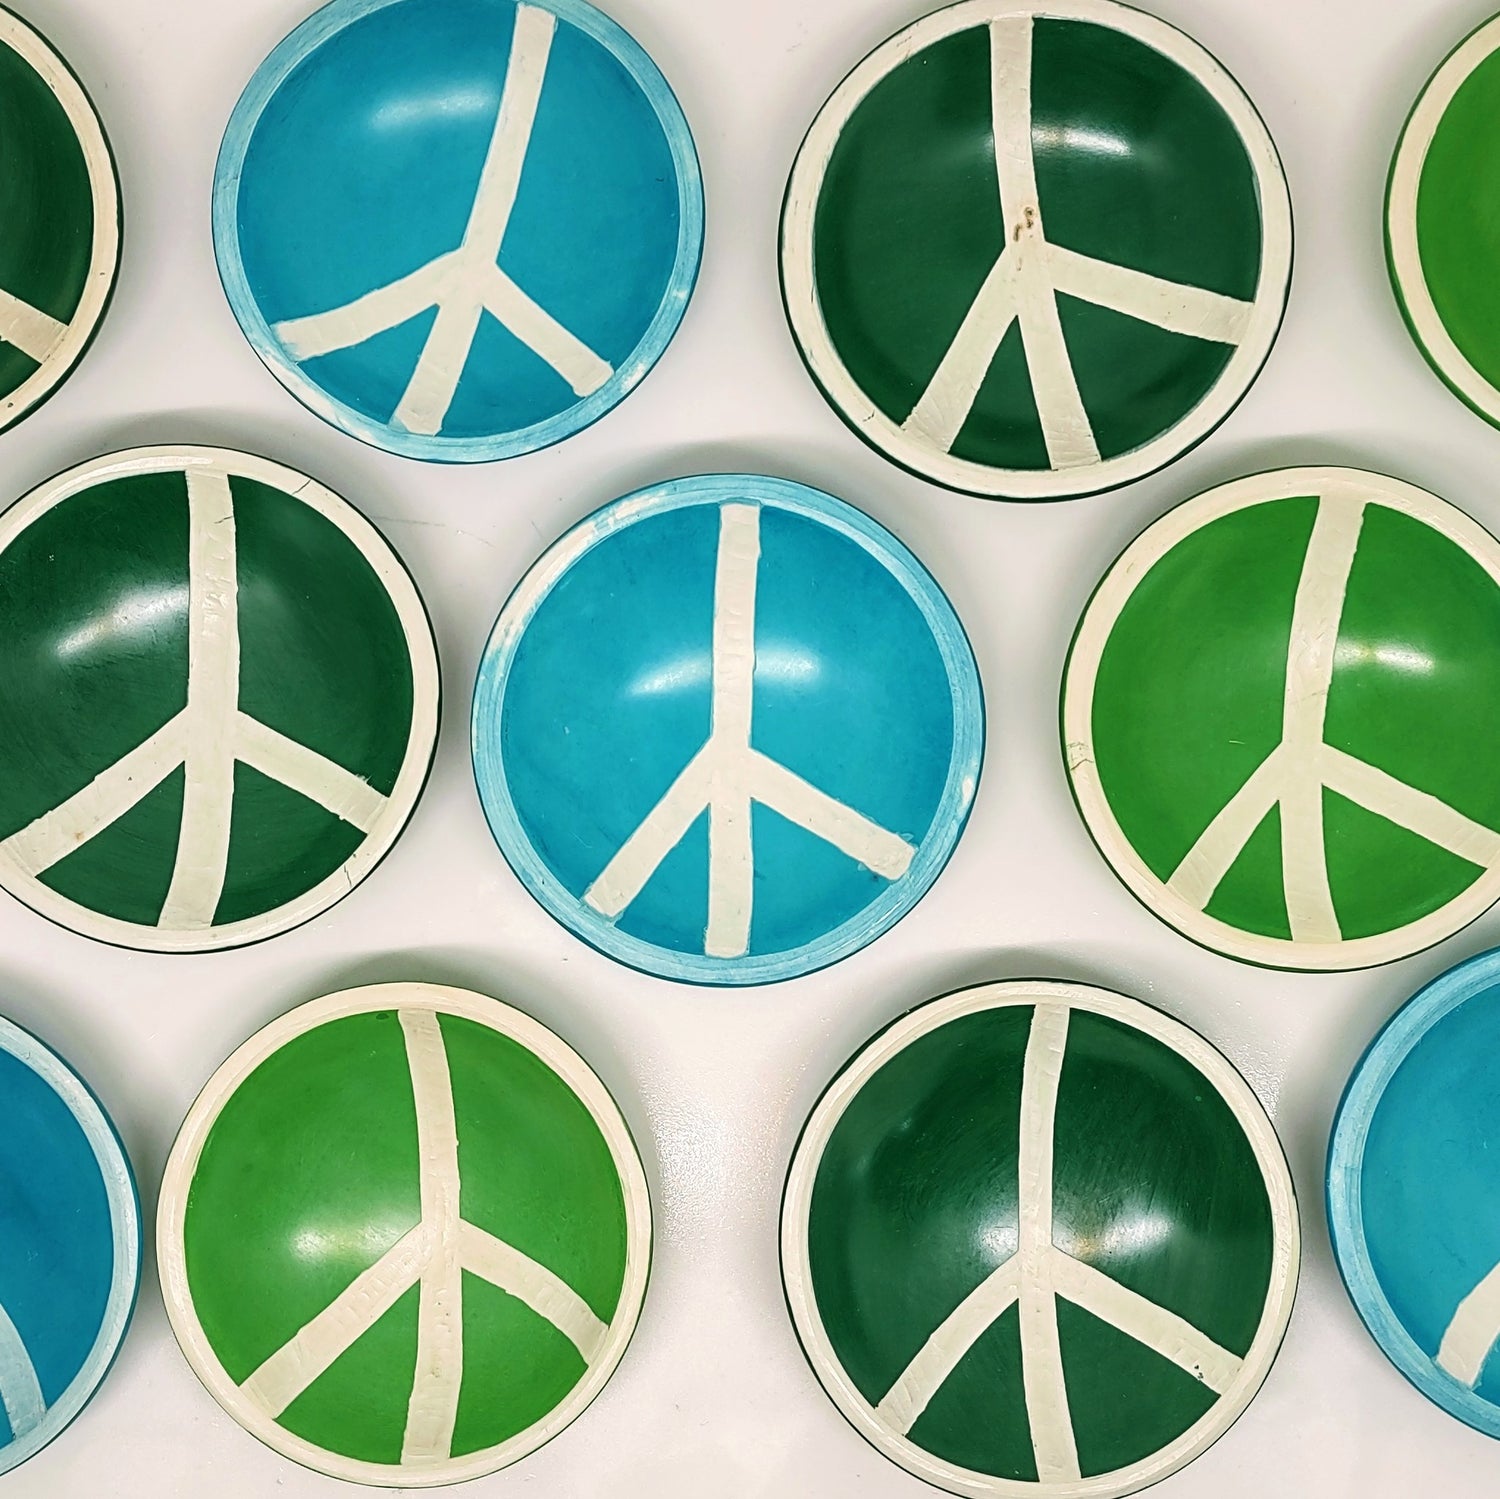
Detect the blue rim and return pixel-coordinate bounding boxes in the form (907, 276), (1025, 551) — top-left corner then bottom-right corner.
(0, 1014), (141, 1476)
(1327, 946), (1500, 1437)
(212, 0), (704, 464)
(470, 473), (986, 986)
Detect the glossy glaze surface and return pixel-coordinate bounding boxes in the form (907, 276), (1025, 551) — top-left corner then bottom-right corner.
(781, 981), (1298, 1497)
(472, 474), (984, 984)
(0, 1013), (140, 1478)
(0, 447), (439, 952)
(780, 0), (1291, 500)
(1064, 466), (1500, 971)
(215, 0), (702, 462)
(1329, 948), (1500, 1438)
(157, 983), (651, 1486)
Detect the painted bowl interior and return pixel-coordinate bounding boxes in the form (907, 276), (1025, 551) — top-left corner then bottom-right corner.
(215, 0), (703, 462)
(780, 0), (1292, 500)
(780, 981), (1298, 1498)
(156, 983), (650, 1487)
(0, 1015), (140, 1478)
(1329, 949), (1500, 1438)
(471, 474), (984, 985)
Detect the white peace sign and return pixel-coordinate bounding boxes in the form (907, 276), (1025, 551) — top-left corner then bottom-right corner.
(783, 982), (1299, 1499)
(0, 448), (439, 953)
(158, 985), (651, 1488)
(1065, 468), (1500, 971)
(781, 0), (1292, 500)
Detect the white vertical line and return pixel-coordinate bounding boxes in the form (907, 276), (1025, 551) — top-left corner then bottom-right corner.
(706, 771), (753, 958)
(159, 471), (240, 931)
(1017, 1002), (1080, 1482)
(1438, 1260), (1500, 1387)
(400, 1010), (464, 1465)
(0, 1302), (44, 1443)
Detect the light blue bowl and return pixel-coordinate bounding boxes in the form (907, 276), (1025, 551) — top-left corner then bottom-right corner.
(472, 474), (985, 985)
(0, 1014), (140, 1475)
(214, 0), (703, 462)
(1329, 947), (1500, 1436)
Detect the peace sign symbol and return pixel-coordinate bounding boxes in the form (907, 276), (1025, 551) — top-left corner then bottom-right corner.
(781, 0), (1291, 500)
(783, 981), (1298, 1497)
(0, 447), (439, 952)
(1065, 467), (1500, 970)
(158, 983), (650, 1486)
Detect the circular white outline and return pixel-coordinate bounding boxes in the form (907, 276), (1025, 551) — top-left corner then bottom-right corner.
(1387, 14), (1500, 428)
(1063, 465), (1500, 971)
(0, 1014), (140, 1477)
(781, 979), (1299, 1499)
(0, 445), (441, 953)
(0, 7), (120, 432)
(780, 0), (1293, 501)
(156, 981), (652, 1488)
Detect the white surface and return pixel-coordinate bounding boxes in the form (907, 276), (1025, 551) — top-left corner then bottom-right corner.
(5, 0), (1500, 1493)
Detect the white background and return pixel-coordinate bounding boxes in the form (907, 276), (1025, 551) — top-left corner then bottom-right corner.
(4, 0), (1500, 1493)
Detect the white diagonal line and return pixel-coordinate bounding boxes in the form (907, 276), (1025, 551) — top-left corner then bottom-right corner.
(0, 713), (188, 878)
(0, 286), (66, 365)
(275, 257), (453, 361)
(875, 1255), (1020, 1434)
(234, 713), (388, 832)
(0, 1301), (44, 1443)
(1438, 1261), (1500, 1387)
(400, 1010), (464, 1464)
(1050, 1250), (1243, 1395)
(457, 1220), (608, 1361)
(240, 1223), (434, 1417)
(160, 470), (241, 931)
(1045, 243), (1255, 346)
(481, 270), (613, 396)
(1017, 1001), (1079, 1483)
(1166, 748), (1285, 912)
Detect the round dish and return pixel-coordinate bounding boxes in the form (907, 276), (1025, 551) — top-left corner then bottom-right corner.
(1063, 466), (1500, 971)
(0, 445), (440, 952)
(781, 979), (1298, 1498)
(214, 0), (703, 462)
(157, 981), (651, 1487)
(1329, 947), (1500, 1438)
(1388, 13), (1500, 429)
(0, 4), (120, 432)
(0, 1012), (140, 1478)
(780, 0), (1292, 501)
(472, 473), (984, 985)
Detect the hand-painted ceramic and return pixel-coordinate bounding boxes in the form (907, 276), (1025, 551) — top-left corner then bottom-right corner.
(158, 981), (650, 1487)
(1063, 466), (1500, 971)
(214, 0), (703, 463)
(1388, 14), (1500, 430)
(0, 5), (120, 433)
(782, 980), (1298, 1498)
(1328, 947), (1500, 1438)
(0, 1013), (140, 1477)
(472, 474), (984, 985)
(781, 0), (1292, 502)
(0, 446), (440, 953)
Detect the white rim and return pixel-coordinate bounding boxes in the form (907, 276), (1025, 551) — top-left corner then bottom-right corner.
(157, 981), (652, 1488)
(781, 0), (1292, 500)
(781, 980), (1299, 1499)
(0, 8), (119, 429)
(0, 446), (440, 953)
(1064, 466), (1500, 970)
(1387, 15), (1500, 425)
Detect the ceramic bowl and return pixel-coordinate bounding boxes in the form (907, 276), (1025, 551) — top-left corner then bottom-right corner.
(781, 979), (1299, 1498)
(0, 445), (440, 953)
(780, 0), (1292, 501)
(1063, 465), (1500, 971)
(157, 981), (650, 1487)
(0, 1012), (140, 1478)
(214, 0), (703, 462)
(1329, 948), (1500, 1438)
(0, 5), (119, 433)
(1388, 13), (1500, 429)
(471, 473), (985, 985)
